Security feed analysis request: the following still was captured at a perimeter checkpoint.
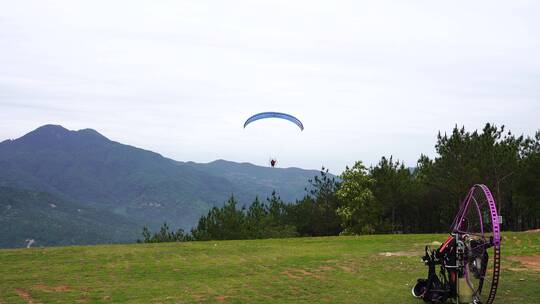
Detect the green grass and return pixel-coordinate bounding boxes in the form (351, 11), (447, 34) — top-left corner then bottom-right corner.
(1, 232), (539, 303)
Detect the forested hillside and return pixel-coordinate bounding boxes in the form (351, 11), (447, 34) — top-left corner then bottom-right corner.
(147, 123), (540, 243)
(2, 123), (539, 248)
(0, 187), (139, 248)
(0, 125), (320, 248)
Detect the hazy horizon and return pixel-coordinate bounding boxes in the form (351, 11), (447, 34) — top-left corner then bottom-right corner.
(1, 1), (539, 172)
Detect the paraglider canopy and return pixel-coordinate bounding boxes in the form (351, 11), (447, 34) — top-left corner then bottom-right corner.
(243, 112), (304, 131)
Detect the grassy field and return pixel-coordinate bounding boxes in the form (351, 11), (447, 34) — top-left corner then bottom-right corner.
(0, 232), (539, 303)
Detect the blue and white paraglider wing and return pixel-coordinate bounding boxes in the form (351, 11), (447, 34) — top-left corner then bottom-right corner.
(243, 112), (304, 131)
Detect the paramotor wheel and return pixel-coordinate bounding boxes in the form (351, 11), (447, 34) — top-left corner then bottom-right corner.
(451, 184), (501, 304)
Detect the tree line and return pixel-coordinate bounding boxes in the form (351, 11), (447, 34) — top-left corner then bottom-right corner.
(139, 123), (540, 243)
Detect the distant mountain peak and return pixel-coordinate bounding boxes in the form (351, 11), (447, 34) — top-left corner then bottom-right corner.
(31, 124), (70, 135)
(4, 124), (110, 149)
(76, 128), (109, 141)
(210, 159), (236, 164)
(17, 124), (70, 143)
(28, 124), (109, 139)
(208, 159), (259, 168)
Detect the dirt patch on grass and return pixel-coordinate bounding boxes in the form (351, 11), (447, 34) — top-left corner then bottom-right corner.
(191, 294), (205, 302)
(282, 269), (303, 279)
(378, 251), (421, 257)
(215, 295), (229, 302)
(282, 268), (324, 280)
(525, 229), (540, 233)
(338, 265), (355, 273)
(507, 256), (540, 271)
(324, 259), (338, 263)
(15, 288), (39, 304)
(297, 269), (314, 276)
(54, 285), (69, 292)
(34, 284), (70, 292)
(288, 286), (301, 295)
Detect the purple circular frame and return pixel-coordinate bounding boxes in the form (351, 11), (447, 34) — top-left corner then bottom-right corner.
(451, 184), (501, 304)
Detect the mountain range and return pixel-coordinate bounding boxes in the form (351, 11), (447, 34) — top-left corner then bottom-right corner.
(0, 125), (322, 248)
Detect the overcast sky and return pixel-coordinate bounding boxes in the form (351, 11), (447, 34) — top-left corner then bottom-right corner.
(1, 1), (539, 172)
